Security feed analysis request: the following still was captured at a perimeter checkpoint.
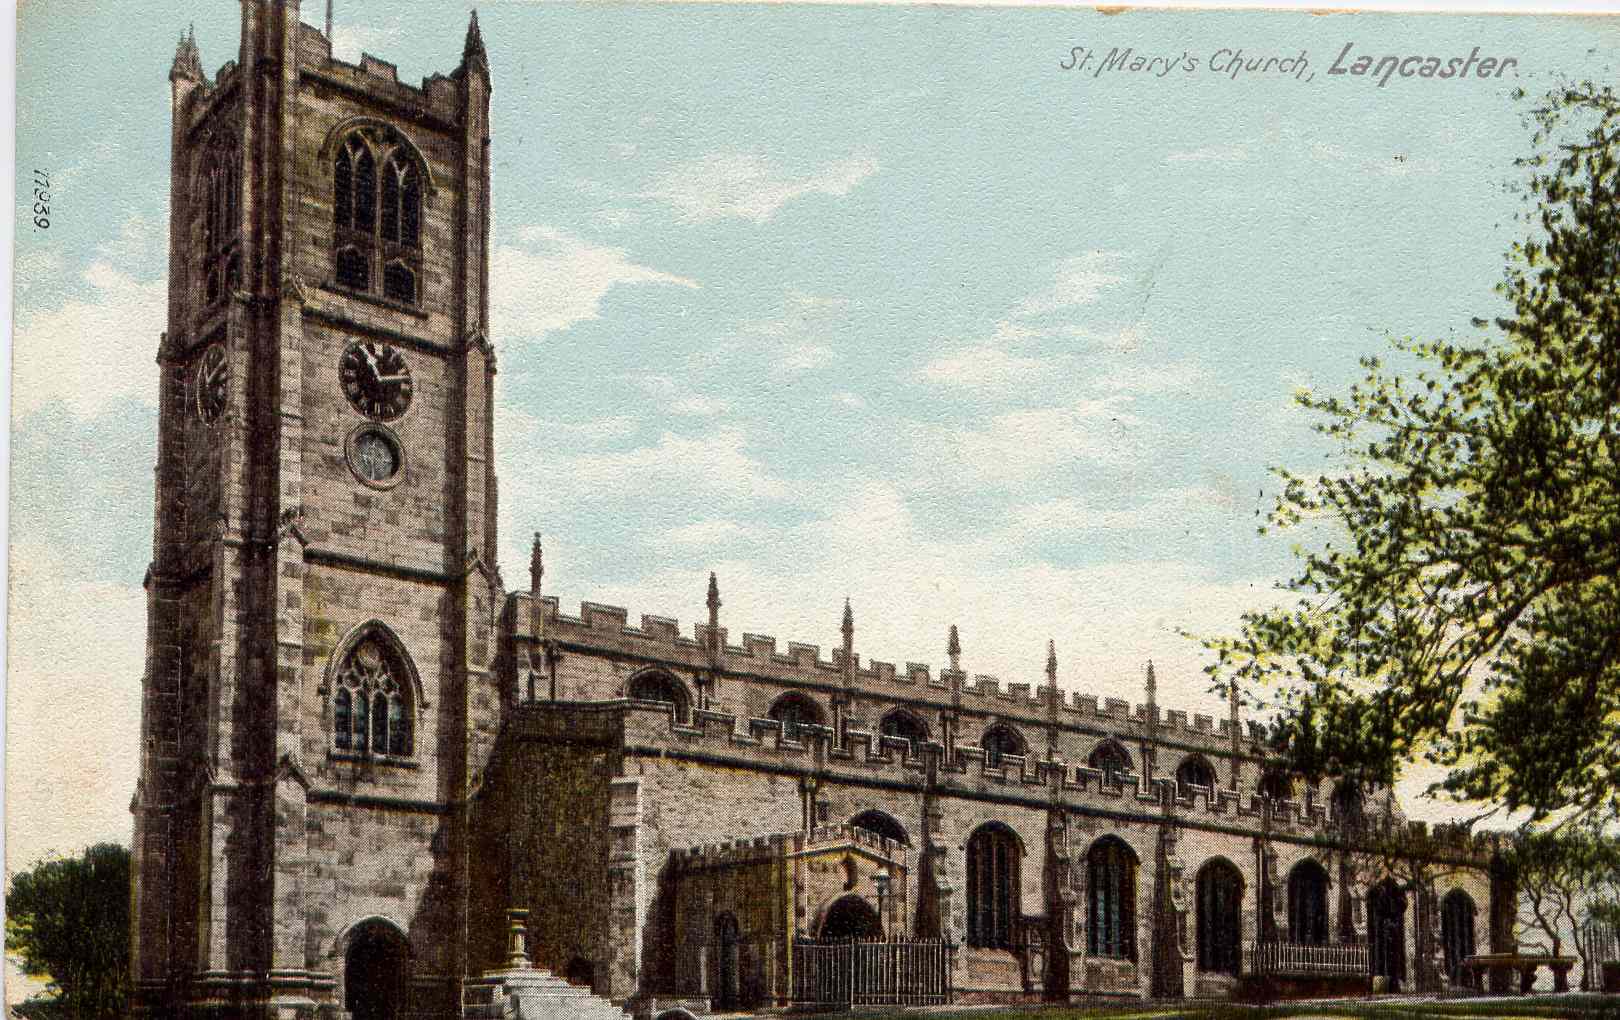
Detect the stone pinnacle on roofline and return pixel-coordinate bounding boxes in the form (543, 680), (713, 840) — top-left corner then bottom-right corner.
(947, 624), (961, 671)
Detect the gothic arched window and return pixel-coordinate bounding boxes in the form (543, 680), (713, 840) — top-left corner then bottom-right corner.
(331, 129), (424, 304)
(878, 709), (929, 753)
(849, 809), (909, 847)
(981, 724), (1027, 768)
(1089, 740), (1133, 785)
(1196, 858), (1244, 974)
(966, 823), (1021, 949)
(1176, 755), (1217, 794)
(331, 632), (415, 759)
(1259, 768), (1296, 802)
(1087, 836), (1138, 960)
(768, 691), (825, 742)
(626, 670), (689, 721)
(1287, 859), (1330, 946)
(198, 146), (239, 307)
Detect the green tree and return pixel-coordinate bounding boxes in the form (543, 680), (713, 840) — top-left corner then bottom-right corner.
(1200, 83), (1620, 824)
(5, 843), (131, 1020)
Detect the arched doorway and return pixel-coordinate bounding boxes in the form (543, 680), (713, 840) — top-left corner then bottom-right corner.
(712, 912), (741, 1010)
(821, 895), (883, 940)
(1196, 859), (1243, 975)
(1368, 880), (1408, 991)
(1441, 890), (1477, 984)
(966, 823), (1022, 949)
(345, 921), (408, 1020)
(850, 809), (909, 846)
(1287, 860), (1330, 946)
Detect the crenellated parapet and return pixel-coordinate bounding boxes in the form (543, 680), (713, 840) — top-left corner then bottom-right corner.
(671, 823), (910, 872)
(506, 592), (1266, 756)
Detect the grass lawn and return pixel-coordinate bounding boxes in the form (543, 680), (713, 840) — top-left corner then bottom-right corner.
(824, 994), (1620, 1020)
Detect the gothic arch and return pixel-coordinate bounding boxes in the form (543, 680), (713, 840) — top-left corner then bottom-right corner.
(877, 707), (930, 747)
(1088, 739), (1134, 780)
(623, 668), (692, 719)
(849, 808), (909, 846)
(324, 619), (428, 717)
(1195, 857), (1244, 974)
(1286, 858), (1331, 946)
(329, 913), (410, 959)
(319, 116), (438, 193)
(965, 822), (1023, 949)
(1085, 835), (1139, 961)
(980, 723), (1027, 766)
(1175, 753), (1218, 792)
(768, 691), (826, 738)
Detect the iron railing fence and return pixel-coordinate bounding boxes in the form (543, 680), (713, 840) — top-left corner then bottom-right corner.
(790, 936), (953, 1008)
(1247, 939), (1370, 976)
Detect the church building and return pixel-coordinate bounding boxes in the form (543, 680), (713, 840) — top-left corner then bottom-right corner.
(131, 6), (1513, 1019)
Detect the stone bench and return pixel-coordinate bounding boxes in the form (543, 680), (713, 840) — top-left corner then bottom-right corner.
(1459, 952), (1578, 994)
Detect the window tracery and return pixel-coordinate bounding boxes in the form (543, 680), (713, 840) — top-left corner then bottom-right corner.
(331, 128), (424, 304)
(198, 144), (240, 308)
(332, 634), (413, 758)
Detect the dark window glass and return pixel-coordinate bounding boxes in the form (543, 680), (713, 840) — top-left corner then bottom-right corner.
(383, 262), (415, 304)
(381, 160), (400, 243)
(335, 688), (352, 750)
(371, 693), (389, 754)
(1441, 891), (1477, 983)
(1288, 861), (1330, 946)
(982, 726), (1026, 768)
(401, 164), (420, 247)
(334, 148), (353, 230)
(354, 691), (370, 750)
(1087, 838), (1137, 960)
(1177, 756), (1217, 793)
(336, 247), (369, 291)
(1090, 741), (1132, 784)
(354, 149), (376, 231)
(1197, 860), (1243, 973)
(389, 697), (407, 756)
(966, 825), (1020, 949)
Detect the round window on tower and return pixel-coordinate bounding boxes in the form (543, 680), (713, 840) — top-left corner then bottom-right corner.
(345, 424), (405, 490)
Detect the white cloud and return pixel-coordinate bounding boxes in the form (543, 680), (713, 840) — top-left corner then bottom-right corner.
(6, 543), (145, 876)
(834, 392), (866, 409)
(495, 404), (639, 445)
(13, 259), (164, 419)
(915, 345), (1055, 392)
(910, 398), (1152, 483)
(490, 226), (698, 339)
(328, 21), (406, 64)
(1015, 251), (1127, 317)
(644, 152), (878, 224)
(1166, 144), (1249, 164)
(1010, 485), (1238, 537)
(774, 344), (836, 378)
(638, 375), (728, 417)
(688, 290), (851, 378)
(499, 426), (787, 519)
(663, 519), (753, 547)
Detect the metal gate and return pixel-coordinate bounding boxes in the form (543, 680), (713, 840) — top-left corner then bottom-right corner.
(790, 936), (953, 1008)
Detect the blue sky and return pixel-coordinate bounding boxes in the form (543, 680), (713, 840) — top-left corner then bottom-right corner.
(9, 1), (1618, 868)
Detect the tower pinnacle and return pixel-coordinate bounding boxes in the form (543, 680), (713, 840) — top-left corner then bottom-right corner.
(461, 9), (489, 75)
(947, 624), (961, 671)
(170, 25), (203, 83)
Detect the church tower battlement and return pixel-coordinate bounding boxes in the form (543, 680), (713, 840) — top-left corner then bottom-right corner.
(133, 7), (500, 1019)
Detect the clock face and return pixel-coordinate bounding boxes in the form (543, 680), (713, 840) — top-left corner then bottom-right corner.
(194, 345), (228, 424)
(340, 341), (413, 421)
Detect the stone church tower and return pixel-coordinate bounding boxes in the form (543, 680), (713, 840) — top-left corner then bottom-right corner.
(132, 5), (501, 1018)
